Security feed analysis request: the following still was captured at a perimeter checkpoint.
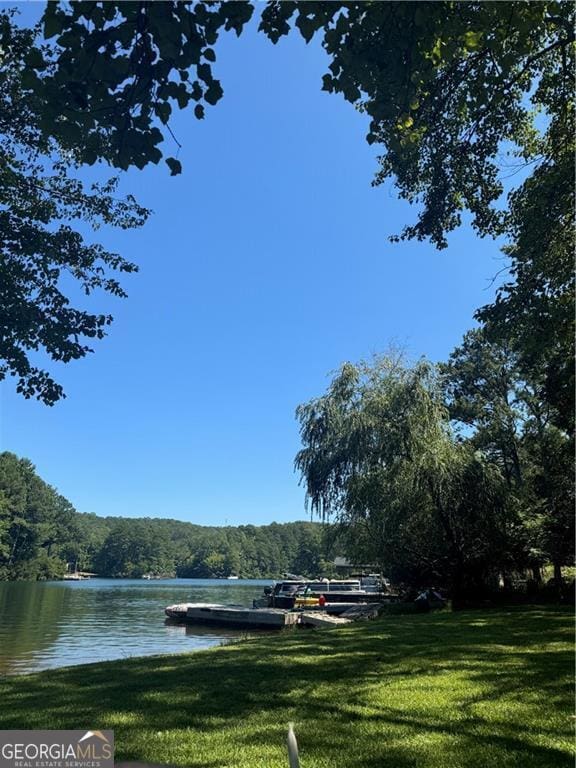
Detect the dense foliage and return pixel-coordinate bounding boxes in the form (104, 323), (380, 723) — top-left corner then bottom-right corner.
(441, 330), (574, 583)
(296, 351), (573, 600)
(0, 12), (149, 404)
(25, 2), (574, 237)
(0, 452), (336, 581)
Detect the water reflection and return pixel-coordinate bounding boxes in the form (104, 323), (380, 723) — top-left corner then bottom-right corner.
(0, 579), (272, 675)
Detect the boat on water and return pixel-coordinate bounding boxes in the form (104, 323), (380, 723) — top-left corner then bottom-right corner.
(256, 576), (394, 610)
(255, 579), (382, 609)
(165, 602), (299, 628)
(226, 575), (239, 580)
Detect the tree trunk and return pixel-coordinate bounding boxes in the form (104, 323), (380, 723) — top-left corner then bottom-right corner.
(553, 561), (563, 583)
(531, 565), (542, 583)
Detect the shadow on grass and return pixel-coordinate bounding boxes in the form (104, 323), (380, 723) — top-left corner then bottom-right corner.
(0, 607), (573, 767)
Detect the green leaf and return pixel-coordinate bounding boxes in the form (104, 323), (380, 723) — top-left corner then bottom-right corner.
(204, 80), (223, 106)
(43, 9), (66, 39)
(295, 16), (316, 44)
(463, 31), (483, 51)
(165, 157), (182, 176)
(397, 114), (414, 130)
(322, 74), (335, 92)
(82, 148), (98, 165)
(155, 102), (172, 125)
(197, 63), (212, 84)
(431, 38), (444, 65)
(190, 81), (203, 101)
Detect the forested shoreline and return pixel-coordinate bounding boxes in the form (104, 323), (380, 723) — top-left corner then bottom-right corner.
(0, 452), (337, 581)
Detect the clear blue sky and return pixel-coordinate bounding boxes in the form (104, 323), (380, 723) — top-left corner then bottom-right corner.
(0, 9), (508, 526)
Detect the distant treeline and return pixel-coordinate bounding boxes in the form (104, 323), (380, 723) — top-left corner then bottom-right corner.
(0, 452), (338, 581)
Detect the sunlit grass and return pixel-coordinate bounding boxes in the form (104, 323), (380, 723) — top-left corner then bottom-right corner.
(0, 607), (573, 768)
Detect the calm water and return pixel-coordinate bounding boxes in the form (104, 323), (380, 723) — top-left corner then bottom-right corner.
(0, 579), (272, 675)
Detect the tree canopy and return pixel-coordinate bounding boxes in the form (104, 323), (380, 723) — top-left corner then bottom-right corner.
(23, 1), (574, 242)
(2, 1), (573, 406)
(263, 2), (574, 246)
(0, 11), (148, 404)
(441, 329), (574, 579)
(476, 142), (575, 434)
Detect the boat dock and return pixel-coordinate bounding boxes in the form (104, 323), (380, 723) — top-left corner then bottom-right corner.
(165, 603), (300, 629)
(165, 601), (382, 629)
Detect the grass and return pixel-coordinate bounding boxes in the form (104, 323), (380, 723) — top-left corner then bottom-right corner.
(0, 607), (573, 768)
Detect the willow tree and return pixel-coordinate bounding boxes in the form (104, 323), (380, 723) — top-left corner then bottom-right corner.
(296, 357), (515, 598)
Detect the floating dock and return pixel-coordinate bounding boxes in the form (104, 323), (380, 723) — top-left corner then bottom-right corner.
(165, 603), (300, 629)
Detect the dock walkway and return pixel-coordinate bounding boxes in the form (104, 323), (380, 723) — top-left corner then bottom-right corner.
(165, 603), (300, 628)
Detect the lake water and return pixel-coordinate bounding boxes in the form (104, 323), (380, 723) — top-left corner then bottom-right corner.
(0, 578), (273, 675)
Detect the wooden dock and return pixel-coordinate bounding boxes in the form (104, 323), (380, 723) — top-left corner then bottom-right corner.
(165, 602), (377, 630)
(165, 603), (300, 629)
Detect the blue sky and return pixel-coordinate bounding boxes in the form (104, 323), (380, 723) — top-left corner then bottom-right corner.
(0, 9), (508, 526)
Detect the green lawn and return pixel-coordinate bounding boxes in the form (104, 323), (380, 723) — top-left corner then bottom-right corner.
(0, 607), (573, 768)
